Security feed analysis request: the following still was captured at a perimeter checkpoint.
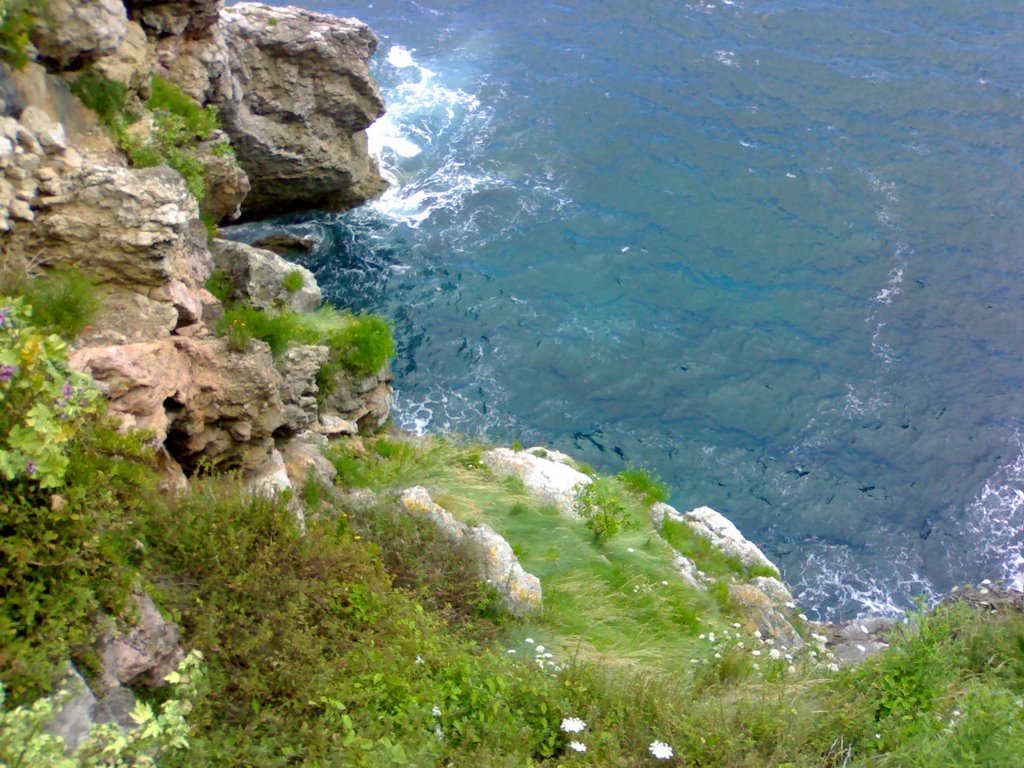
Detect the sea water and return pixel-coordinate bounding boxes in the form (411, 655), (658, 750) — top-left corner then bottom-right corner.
(229, 0), (1024, 621)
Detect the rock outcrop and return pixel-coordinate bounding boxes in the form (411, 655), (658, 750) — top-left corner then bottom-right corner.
(482, 447), (592, 518)
(31, 0), (129, 70)
(210, 238), (320, 313)
(400, 486), (542, 617)
(216, 3), (387, 217)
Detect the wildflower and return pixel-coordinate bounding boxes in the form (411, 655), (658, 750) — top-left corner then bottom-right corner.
(769, 648), (782, 660)
(751, 649), (760, 656)
(415, 655), (425, 665)
(535, 645), (545, 653)
(26, 460), (36, 476)
(561, 717), (587, 734)
(525, 637), (535, 644)
(752, 630), (762, 639)
(732, 622), (741, 629)
(827, 662), (840, 672)
(0, 365), (15, 382)
(569, 741), (587, 753)
(649, 740), (674, 760)
(506, 649), (517, 654)
(0, 306), (11, 327)
(661, 581), (669, 586)
(432, 705), (442, 717)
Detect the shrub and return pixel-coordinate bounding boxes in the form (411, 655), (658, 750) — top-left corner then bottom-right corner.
(69, 71), (133, 132)
(0, 0), (42, 69)
(2, 265), (101, 341)
(575, 477), (635, 542)
(147, 76), (218, 140)
(204, 268), (233, 304)
(0, 299), (101, 487)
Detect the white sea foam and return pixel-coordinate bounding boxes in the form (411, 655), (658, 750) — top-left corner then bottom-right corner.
(386, 45), (417, 69)
(962, 438), (1024, 590)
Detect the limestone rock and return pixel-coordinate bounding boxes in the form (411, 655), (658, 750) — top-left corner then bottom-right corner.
(251, 448), (292, 496)
(750, 575), (796, 608)
(200, 139), (250, 222)
(826, 616), (895, 667)
(318, 413), (359, 436)
(127, 0), (223, 37)
(670, 552), (703, 590)
(321, 365), (393, 434)
(277, 344), (328, 433)
(22, 164), (210, 293)
(80, 285), (179, 345)
(31, 0), (128, 70)
(279, 430), (337, 489)
(210, 238), (321, 313)
(482, 448), (592, 519)
(99, 592), (184, 689)
(401, 487), (542, 616)
(93, 21), (153, 90)
(681, 505), (779, 574)
(729, 583), (804, 651)
(217, 3), (387, 217)
(71, 335), (285, 474)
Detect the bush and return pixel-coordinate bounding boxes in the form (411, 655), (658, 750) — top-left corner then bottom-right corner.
(147, 76), (218, 140)
(2, 265), (101, 341)
(69, 72), (133, 132)
(0, 0), (42, 68)
(575, 477), (635, 542)
(204, 268), (233, 304)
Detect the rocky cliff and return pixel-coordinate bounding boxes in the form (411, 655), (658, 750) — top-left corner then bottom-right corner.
(1, 0), (392, 492)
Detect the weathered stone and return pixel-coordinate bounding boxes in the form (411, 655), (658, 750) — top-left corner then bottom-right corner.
(71, 335), (285, 474)
(729, 583), (804, 650)
(483, 448), (592, 519)
(18, 106), (66, 153)
(210, 238), (321, 313)
(251, 448), (292, 496)
(43, 667), (98, 752)
(93, 21), (153, 90)
(31, 0), (128, 70)
(670, 552), (703, 590)
(681, 505), (779, 574)
(318, 413), (359, 436)
(750, 575), (796, 608)
(320, 365), (393, 434)
(401, 487), (542, 616)
(127, 0), (223, 37)
(200, 139), (250, 222)
(21, 165), (211, 293)
(217, 3), (387, 217)
(279, 429), (337, 489)
(80, 285), (179, 345)
(99, 592), (184, 689)
(277, 344), (328, 433)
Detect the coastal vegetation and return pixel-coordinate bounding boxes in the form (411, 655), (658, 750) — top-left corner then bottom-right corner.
(3, 305), (1024, 764)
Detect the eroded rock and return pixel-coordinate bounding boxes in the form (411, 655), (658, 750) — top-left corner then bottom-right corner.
(729, 583), (804, 651)
(679, 505), (779, 574)
(98, 592), (184, 689)
(210, 238), (320, 313)
(217, 3), (387, 217)
(401, 487), (542, 616)
(31, 0), (128, 70)
(481, 448), (592, 519)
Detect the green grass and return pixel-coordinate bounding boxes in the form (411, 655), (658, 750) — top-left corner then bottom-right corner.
(0, 265), (100, 340)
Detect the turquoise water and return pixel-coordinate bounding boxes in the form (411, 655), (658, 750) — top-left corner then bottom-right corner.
(231, 0), (1024, 620)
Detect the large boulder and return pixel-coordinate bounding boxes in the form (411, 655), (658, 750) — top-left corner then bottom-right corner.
(210, 238), (320, 312)
(216, 3), (387, 217)
(97, 592), (184, 690)
(401, 487), (542, 616)
(30, 0), (128, 70)
(320, 365), (393, 435)
(482, 448), (592, 519)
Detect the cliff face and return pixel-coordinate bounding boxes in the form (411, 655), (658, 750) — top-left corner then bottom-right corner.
(0, 1), (392, 488)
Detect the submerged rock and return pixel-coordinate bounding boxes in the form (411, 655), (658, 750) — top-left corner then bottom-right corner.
(400, 487), (542, 616)
(482, 448), (592, 519)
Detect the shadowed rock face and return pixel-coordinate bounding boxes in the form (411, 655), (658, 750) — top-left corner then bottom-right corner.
(216, 3), (387, 218)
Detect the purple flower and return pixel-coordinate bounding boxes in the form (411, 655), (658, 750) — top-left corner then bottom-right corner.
(0, 365), (15, 383)
(26, 460), (36, 476)
(0, 306), (10, 327)
(63, 382), (73, 398)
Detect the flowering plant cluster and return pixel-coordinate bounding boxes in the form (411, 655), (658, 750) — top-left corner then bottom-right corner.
(0, 299), (99, 488)
(689, 622), (838, 681)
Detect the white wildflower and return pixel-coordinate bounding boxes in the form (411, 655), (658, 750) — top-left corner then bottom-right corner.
(769, 648), (782, 660)
(536, 645), (546, 653)
(751, 649), (760, 656)
(525, 637), (535, 644)
(752, 630), (762, 639)
(561, 717), (587, 734)
(415, 655), (425, 665)
(432, 706), (442, 717)
(649, 740), (674, 760)
(569, 740), (587, 753)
